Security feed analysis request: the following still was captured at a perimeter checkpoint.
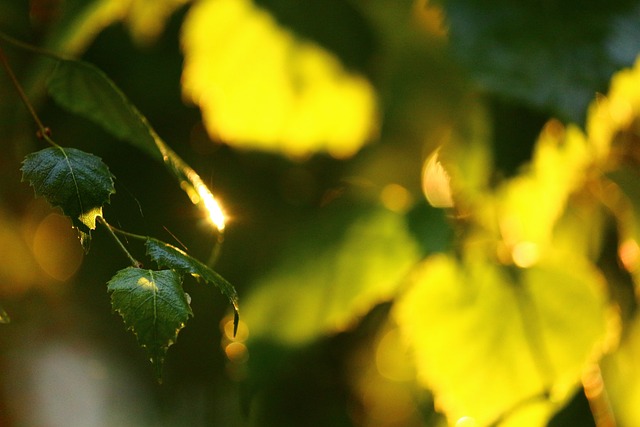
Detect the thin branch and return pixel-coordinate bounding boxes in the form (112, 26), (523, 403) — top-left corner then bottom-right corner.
(0, 43), (58, 147)
(0, 31), (65, 60)
(107, 223), (149, 242)
(583, 363), (616, 427)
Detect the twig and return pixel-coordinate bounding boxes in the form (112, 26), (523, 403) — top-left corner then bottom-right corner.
(98, 217), (143, 268)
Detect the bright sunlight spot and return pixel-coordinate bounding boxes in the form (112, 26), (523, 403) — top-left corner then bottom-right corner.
(455, 416), (476, 427)
(511, 241), (540, 268)
(181, 177), (227, 232)
(181, 0), (378, 158)
(196, 183), (226, 232)
(136, 277), (156, 290)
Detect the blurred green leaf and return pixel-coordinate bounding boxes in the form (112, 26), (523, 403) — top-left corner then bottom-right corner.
(21, 146), (115, 251)
(439, 0), (639, 122)
(243, 204), (421, 345)
(107, 267), (192, 380)
(146, 237), (240, 328)
(394, 253), (612, 426)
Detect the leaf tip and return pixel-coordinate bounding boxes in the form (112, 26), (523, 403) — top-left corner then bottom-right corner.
(233, 310), (240, 338)
(150, 355), (165, 383)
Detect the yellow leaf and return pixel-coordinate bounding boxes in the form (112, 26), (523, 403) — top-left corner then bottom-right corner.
(587, 55), (640, 167)
(180, 0), (378, 158)
(53, 0), (190, 54)
(601, 313), (640, 426)
(496, 121), (591, 263)
(394, 253), (612, 426)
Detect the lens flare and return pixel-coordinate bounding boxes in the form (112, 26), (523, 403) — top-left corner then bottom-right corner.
(196, 183), (226, 232)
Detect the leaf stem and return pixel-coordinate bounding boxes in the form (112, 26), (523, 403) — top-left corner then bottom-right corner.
(98, 217), (143, 268)
(107, 224), (149, 242)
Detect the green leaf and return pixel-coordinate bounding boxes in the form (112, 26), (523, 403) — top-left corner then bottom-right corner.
(46, 59), (163, 161)
(45, 56), (227, 232)
(107, 267), (192, 380)
(21, 146), (115, 251)
(145, 237), (240, 331)
(394, 254), (613, 426)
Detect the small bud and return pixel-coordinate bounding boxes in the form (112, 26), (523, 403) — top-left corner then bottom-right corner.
(36, 127), (52, 139)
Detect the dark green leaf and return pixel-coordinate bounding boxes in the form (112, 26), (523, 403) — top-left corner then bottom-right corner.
(46, 59), (162, 160)
(21, 146), (115, 251)
(146, 238), (240, 331)
(107, 267), (193, 380)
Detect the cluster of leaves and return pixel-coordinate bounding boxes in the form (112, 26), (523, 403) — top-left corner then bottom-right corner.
(221, 2), (640, 427)
(2, 38), (238, 381)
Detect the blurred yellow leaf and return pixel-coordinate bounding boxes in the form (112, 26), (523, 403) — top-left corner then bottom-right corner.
(394, 253), (612, 426)
(601, 313), (640, 426)
(586, 55), (640, 167)
(180, 0), (378, 158)
(496, 121), (591, 260)
(126, 0), (191, 45)
(584, 56), (640, 290)
(52, 0), (190, 53)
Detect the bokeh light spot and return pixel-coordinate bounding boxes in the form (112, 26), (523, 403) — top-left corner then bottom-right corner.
(455, 416), (476, 427)
(224, 342), (249, 363)
(380, 184), (412, 213)
(619, 239), (640, 273)
(511, 241), (540, 268)
(32, 213), (83, 282)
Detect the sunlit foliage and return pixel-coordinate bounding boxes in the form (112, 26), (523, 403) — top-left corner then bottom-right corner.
(3, 0), (640, 425)
(181, 0), (378, 158)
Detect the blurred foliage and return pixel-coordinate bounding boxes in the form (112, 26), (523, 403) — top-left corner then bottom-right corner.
(436, 0), (640, 124)
(181, 0), (378, 158)
(2, 0), (640, 426)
